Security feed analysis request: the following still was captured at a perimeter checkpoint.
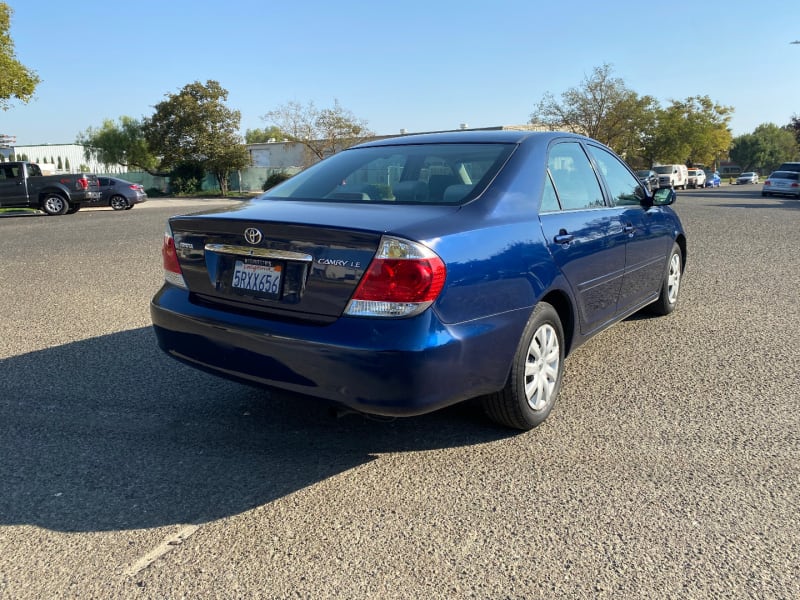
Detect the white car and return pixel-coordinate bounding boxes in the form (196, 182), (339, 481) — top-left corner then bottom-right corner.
(761, 171), (800, 198)
(737, 172), (759, 185)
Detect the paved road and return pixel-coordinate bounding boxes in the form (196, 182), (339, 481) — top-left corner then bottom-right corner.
(1, 189), (798, 599)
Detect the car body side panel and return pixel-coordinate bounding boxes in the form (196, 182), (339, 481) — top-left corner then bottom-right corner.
(539, 208), (625, 335)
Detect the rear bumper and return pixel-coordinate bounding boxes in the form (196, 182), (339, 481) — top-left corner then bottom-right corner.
(150, 285), (525, 416)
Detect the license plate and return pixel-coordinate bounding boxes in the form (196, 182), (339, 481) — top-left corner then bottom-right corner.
(232, 260), (282, 298)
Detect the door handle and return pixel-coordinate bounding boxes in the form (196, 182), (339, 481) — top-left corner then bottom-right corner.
(554, 230), (574, 244)
(623, 223), (635, 235)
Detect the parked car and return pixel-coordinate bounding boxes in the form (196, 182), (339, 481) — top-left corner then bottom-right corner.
(150, 131), (687, 431)
(761, 171), (800, 198)
(636, 169), (659, 192)
(704, 171), (721, 187)
(736, 172), (759, 185)
(93, 177), (147, 210)
(776, 162), (800, 173)
(687, 168), (706, 189)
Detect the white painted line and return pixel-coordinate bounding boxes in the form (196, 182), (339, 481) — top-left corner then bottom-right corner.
(124, 524), (200, 577)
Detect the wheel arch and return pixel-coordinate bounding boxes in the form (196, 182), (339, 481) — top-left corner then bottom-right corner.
(538, 288), (576, 357)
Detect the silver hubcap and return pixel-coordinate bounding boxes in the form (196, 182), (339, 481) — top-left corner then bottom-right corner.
(45, 196), (63, 213)
(524, 324), (560, 411)
(667, 252), (681, 304)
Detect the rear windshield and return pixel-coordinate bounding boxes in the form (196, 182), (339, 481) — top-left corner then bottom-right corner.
(771, 171), (799, 180)
(263, 143), (515, 205)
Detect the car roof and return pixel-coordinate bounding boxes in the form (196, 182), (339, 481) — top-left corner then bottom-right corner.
(353, 129), (588, 148)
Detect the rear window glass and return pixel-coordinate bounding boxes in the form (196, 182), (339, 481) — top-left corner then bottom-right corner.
(263, 143), (515, 205)
(771, 171), (799, 180)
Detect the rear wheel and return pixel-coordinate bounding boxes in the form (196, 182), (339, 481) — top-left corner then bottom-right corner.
(482, 302), (565, 430)
(41, 193), (69, 215)
(66, 204), (81, 214)
(650, 243), (682, 316)
(110, 195), (129, 211)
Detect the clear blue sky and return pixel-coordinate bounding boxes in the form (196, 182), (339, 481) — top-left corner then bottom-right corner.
(3, 0), (798, 146)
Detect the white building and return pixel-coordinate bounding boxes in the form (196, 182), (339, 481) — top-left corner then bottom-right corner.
(1, 143), (126, 174)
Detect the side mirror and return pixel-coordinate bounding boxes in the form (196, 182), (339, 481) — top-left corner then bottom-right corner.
(652, 187), (676, 206)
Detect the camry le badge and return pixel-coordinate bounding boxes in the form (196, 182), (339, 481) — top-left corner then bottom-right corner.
(244, 228), (263, 245)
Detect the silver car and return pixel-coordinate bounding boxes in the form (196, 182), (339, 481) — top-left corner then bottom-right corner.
(95, 177), (148, 210)
(761, 171), (800, 198)
(736, 172), (760, 185)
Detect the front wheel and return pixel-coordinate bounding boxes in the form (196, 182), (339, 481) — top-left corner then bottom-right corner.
(482, 302), (565, 430)
(41, 193), (69, 215)
(110, 195), (129, 211)
(650, 243), (683, 316)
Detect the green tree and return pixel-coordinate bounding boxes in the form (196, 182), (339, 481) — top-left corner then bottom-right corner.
(77, 116), (159, 174)
(645, 96), (733, 166)
(786, 115), (800, 146)
(262, 99), (373, 166)
(0, 3), (40, 110)
(57, 156), (62, 169)
(65, 157), (70, 171)
(144, 80), (249, 194)
(245, 126), (284, 144)
(730, 123), (799, 173)
(529, 63), (658, 161)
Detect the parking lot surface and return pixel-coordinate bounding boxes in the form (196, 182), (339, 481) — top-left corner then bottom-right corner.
(1, 189), (798, 599)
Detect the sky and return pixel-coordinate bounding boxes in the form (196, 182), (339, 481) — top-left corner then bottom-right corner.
(2, 0), (799, 146)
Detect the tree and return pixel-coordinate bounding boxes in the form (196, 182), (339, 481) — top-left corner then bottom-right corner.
(529, 63), (658, 161)
(787, 115), (800, 146)
(144, 80), (249, 194)
(730, 123), (799, 172)
(245, 126), (284, 144)
(262, 99), (373, 166)
(644, 96), (733, 167)
(0, 3), (40, 110)
(77, 116), (160, 174)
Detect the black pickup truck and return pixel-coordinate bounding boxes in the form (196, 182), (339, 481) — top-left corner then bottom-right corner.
(0, 161), (101, 215)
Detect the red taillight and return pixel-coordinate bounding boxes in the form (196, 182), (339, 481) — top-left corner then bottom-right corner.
(162, 229), (187, 288)
(353, 258), (445, 303)
(346, 236), (446, 318)
(76, 177), (89, 190)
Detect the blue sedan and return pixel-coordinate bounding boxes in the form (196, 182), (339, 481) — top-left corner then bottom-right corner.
(151, 131), (686, 430)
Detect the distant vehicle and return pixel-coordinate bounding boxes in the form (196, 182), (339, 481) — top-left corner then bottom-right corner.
(737, 172), (759, 185)
(776, 162), (800, 173)
(687, 168), (706, 189)
(90, 176), (148, 210)
(704, 171), (721, 188)
(653, 164), (689, 189)
(636, 169), (659, 192)
(761, 171), (800, 198)
(150, 130), (687, 431)
(0, 161), (100, 215)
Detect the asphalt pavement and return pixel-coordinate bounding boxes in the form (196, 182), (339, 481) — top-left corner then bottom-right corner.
(0, 187), (798, 599)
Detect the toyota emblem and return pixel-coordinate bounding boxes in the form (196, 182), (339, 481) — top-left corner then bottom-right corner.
(243, 228), (263, 245)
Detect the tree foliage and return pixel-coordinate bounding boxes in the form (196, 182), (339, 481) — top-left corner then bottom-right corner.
(245, 126), (284, 144)
(730, 123), (799, 172)
(144, 80), (249, 194)
(531, 64), (734, 169)
(0, 3), (40, 110)
(530, 63), (659, 163)
(77, 116), (159, 174)
(263, 99), (373, 165)
(645, 96), (733, 167)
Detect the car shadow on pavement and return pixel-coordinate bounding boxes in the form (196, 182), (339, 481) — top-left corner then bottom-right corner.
(0, 327), (513, 533)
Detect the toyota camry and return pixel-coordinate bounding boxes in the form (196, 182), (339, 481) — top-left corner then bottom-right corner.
(150, 130), (686, 430)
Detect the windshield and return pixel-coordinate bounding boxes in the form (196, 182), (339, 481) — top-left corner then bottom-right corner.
(263, 143), (515, 205)
(636, 170), (651, 177)
(653, 166), (675, 174)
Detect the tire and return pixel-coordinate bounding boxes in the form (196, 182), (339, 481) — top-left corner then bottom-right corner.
(482, 302), (565, 430)
(41, 193), (69, 216)
(66, 204), (81, 214)
(110, 195), (129, 211)
(650, 243), (682, 316)
(124, 204), (134, 210)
